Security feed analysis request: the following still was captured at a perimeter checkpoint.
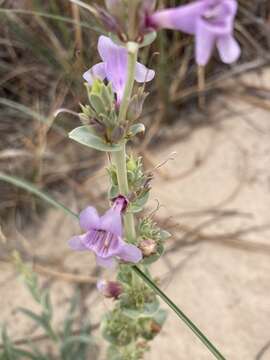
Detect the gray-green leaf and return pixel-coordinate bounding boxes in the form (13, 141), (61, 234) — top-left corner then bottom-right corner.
(69, 126), (123, 152)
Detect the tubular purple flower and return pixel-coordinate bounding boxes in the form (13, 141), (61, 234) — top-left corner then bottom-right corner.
(83, 36), (155, 103)
(148, 0), (241, 66)
(68, 196), (142, 268)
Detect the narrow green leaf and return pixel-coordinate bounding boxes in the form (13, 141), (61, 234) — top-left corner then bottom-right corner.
(132, 266), (226, 360)
(0, 8), (102, 33)
(101, 84), (114, 109)
(1, 327), (17, 359)
(41, 292), (53, 320)
(62, 295), (78, 338)
(0, 172), (77, 219)
(69, 126), (123, 152)
(0, 98), (66, 135)
(62, 335), (93, 347)
(13, 349), (38, 360)
(89, 94), (105, 115)
(18, 308), (45, 327)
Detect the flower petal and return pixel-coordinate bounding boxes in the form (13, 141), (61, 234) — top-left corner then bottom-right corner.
(99, 208), (122, 237)
(216, 34), (240, 64)
(96, 255), (117, 268)
(118, 243), (142, 263)
(197, 0), (238, 36)
(224, 0), (238, 17)
(149, 2), (207, 34)
(68, 235), (88, 251)
(83, 229), (123, 259)
(195, 19), (216, 66)
(97, 35), (120, 62)
(135, 62), (155, 83)
(98, 35), (128, 102)
(79, 206), (100, 231)
(83, 63), (106, 85)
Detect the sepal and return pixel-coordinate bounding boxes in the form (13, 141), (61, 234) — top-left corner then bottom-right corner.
(127, 88), (148, 122)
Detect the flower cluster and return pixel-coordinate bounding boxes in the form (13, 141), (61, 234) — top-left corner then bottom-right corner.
(148, 0), (240, 65)
(69, 195), (142, 268)
(83, 36), (155, 104)
(95, 0), (240, 66)
(67, 1), (241, 358)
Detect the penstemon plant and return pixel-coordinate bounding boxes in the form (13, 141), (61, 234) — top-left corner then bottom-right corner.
(67, 0), (240, 359)
(0, 0), (241, 359)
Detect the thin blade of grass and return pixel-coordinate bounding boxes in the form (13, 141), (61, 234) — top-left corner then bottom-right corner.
(69, 0), (98, 16)
(0, 8), (102, 33)
(0, 172), (77, 219)
(0, 98), (66, 135)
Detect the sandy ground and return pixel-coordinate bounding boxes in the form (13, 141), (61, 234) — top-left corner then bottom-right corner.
(1, 69), (270, 359)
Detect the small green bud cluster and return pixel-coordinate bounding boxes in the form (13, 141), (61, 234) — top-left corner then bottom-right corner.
(80, 80), (122, 143)
(108, 155), (152, 213)
(101, 266), (167, 359)
(79, 80), (148, 147)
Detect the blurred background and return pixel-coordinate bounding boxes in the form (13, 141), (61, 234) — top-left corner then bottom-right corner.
(1, 0), (270, 359)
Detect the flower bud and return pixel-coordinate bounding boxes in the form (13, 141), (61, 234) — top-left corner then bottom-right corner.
(110, 126), (124, 143)
(97, 280), (123, 299)
(90, 119), (107, 137)
(150, 320), (162, 334)
(138, 239), (157, 257)
(112, 194), (129, 212)
(127, 89), (148, 122)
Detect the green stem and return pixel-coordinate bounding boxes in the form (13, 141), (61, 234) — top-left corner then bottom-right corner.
(112, 145), (136, 241)
(118, 42), (139, 124)
(112, 41), (139, 242)
(132, 266), (226, 360)
(128, 1), (139, 40)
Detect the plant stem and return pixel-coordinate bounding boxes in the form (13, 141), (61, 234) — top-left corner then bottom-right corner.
(112, 145), (136, 241)
(118, 42), (139, 124)
(112, 42), (139, 242)
(132, 266), (226, 360)
(128, 1), (139, 40)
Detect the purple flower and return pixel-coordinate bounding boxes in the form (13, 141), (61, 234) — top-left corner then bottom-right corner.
(148, 0), (240, 65)
(83, 35), (155, 103)
(68, 196), (142, 268)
